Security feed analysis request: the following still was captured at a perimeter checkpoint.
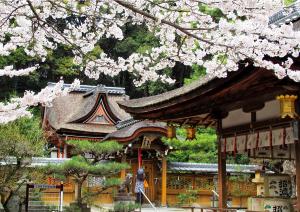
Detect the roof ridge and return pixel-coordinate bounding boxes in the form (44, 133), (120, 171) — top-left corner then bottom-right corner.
(269, 1), (300, 26)
(168, 161), (259, 167)
(116, 118), (141, 129)
(47, 82), (126, 94)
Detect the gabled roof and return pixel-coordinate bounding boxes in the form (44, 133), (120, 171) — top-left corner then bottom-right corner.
(118, 66), (300, 125)
(45, 83), (131, 136)
(103, 120), (167, 142)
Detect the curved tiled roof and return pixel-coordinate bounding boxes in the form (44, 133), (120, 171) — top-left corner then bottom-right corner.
(118, 75), (215, 109)
(103, 120), (167, 141)
(168, 162), (264, 174)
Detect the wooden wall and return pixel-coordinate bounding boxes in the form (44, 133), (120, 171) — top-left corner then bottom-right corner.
(42, 173), (256, 207)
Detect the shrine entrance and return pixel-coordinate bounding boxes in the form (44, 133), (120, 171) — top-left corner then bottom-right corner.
(131, 159), (156, 202)
(103, 121), (168, 205)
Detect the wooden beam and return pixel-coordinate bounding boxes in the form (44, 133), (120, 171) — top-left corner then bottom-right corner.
(161, 157), (167, 207)
(295, 99), (300, 210)
(217, 119), (227, 209)
(243, 102), (265, 113)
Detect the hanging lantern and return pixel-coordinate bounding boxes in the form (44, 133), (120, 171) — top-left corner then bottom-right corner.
(276, 95), (298, 118)
(186, 127), (196, 140)
(167, 126), (176, 138)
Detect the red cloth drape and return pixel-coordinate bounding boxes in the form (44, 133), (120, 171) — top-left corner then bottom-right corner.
(138, 148), (142, 168)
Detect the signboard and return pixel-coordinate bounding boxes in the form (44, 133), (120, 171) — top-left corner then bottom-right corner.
(264, 199), (291, 212)
(27, 183), (63, 189)
(248, 197), (292, 212)
(266, 176), (292, 198)
(26, 183), (64, 212)
(33, 184), (58, 189)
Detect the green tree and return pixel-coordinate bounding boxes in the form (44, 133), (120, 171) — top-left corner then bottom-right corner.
(0, 115), (46, 211)
(285, 0), (295, 6)
(164, 127), (250, 164)
(163, 127), (218, 163)
(44, 140), (128, 208)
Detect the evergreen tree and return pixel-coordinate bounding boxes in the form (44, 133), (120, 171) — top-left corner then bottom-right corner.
(0, 114), (46, 211)
(164, 127), (250, 164)
(163, 127), (218, 163)
(44, 140), (128, 208)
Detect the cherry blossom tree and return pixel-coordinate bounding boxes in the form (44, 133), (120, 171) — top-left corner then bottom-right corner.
(0, 0), (299, 123)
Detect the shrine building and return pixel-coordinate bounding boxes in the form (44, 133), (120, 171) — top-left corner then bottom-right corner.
(42, 83), (261, 208)
(118, 59), (300, 211)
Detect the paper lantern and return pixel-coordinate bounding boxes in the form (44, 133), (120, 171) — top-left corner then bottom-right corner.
(167, 126), (176, 138)
(186, 127), (196, 140)
(276, 95), (297, 118)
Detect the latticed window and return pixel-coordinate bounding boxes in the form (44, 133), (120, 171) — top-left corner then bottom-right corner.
(195, 177), (214, 191)
(228, 181), (257, 196)
(167, 176), (193, 190)
(87, 176), (105, 187)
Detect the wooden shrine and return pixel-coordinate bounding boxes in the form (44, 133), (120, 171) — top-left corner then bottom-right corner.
(42, 83), (261, 208)
(119, 61), (300, 210)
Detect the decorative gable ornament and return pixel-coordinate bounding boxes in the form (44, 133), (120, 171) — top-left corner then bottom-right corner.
(90, 115), (109, 124)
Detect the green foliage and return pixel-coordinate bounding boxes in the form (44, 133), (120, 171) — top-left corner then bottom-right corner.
(111, 202), (139, 212)
(163, 127), (218, 163)
(114, 25), (159, 56)
(46, 156), (127, 178)
(0, 114), (46, 208)
(42, 45), (80, 77)
(184, 65), (206, 85)
(64, 203), (81, 212)
(44, 140), (129, 207)
(0, 24), (182, 101)
(227, 154), (250, 165)
(103, 25), (175, 96)
(0, 48), (37, 69)
(177, 189), (198, 206)
(53, 56), (79, 76)
(164, 127), (250, 164)
(285, 0), (295, 6)
(198, 4), (225, 22)
(67, 139), (123, 156)
(0, 114), (46, 159)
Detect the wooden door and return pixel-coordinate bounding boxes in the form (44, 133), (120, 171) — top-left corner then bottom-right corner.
(131, 160), (155, 202)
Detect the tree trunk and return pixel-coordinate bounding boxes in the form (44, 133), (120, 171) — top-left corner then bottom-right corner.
(76, 181), (83, 207)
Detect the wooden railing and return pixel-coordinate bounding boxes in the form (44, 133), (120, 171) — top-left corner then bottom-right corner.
(181, 206), (266, 212)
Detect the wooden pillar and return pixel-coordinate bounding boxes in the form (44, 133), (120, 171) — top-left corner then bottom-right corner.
(217, 119), (227, 209)
(295, 139), (300, 210)
(120, 155), (126, 180)
(63, 144), (67, 158)
(295, 99), (300, 210)
(74, 182), (79, 200)
(161, 157), (167, 207)
(57, 144), (60, 158)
